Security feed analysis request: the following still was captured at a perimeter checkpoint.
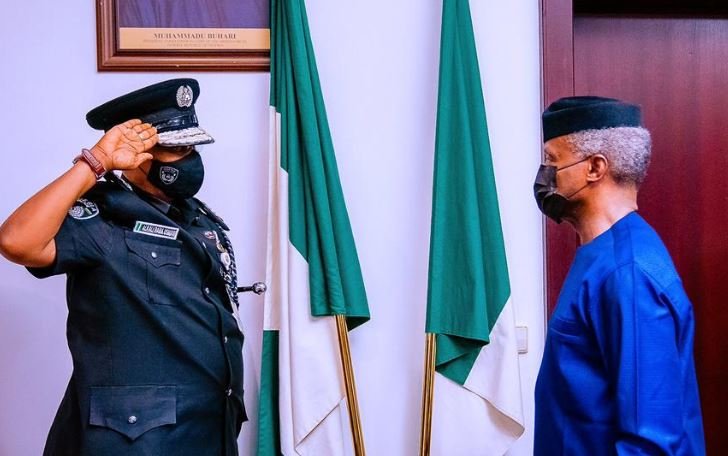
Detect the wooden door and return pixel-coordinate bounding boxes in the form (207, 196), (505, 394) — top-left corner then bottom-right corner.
(542, 1), (728, 453)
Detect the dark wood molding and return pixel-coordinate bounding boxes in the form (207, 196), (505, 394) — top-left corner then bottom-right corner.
(574, 0), (728, 16)
(541, 0), (575, 105)
(540, 0), (579, 316)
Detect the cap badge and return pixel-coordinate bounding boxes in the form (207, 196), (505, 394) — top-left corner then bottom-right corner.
(159, 166), (179, 184)
(176, 85), (194, 108)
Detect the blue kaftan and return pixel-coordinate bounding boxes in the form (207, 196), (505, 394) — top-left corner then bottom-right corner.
(535, 212), (704, 455)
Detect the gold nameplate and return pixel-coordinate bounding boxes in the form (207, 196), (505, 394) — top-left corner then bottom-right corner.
(119, 27), (270, 51)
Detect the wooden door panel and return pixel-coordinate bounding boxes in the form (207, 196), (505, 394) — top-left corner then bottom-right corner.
(541, 0), (580, 316)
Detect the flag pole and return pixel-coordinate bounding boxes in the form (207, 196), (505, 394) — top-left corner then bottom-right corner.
(419, 333), (437, 456)
(335, 314), (367, 456)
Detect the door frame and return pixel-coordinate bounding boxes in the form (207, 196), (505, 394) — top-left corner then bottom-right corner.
(540, 0), (578, 315)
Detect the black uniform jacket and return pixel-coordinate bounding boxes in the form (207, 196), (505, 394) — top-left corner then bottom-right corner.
(29, 180), (246, 456)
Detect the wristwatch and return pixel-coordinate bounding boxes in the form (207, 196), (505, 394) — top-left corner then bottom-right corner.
(73, 148), (107, 180)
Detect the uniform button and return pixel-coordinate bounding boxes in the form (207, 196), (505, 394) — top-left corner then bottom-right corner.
(150, 252), (158, 259)
(204, 287), (210, 294)
(223, 336), (229, 343)
(225, 388), (232, 397)
(128, 415), (138, 424)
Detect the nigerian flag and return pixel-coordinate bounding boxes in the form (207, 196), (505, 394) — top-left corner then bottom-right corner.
(426, 0), (524, 454)
(257, 0), (370, 454)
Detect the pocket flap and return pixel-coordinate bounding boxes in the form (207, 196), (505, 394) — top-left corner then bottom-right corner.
(89, 385), (176, 441)
(125, 235), (181, 268)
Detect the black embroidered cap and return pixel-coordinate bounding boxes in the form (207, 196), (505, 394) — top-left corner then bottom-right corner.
(542, 96), (643, 143)
(86, 78), (214, 147)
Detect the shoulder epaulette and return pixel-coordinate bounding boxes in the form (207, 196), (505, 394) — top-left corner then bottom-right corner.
(194, 198), (230, 231)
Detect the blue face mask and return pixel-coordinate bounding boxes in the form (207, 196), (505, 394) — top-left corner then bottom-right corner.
(148, 150), (205, 200)
(533, 157), (590, 223)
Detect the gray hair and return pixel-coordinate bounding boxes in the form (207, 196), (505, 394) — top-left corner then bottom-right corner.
(565, 127), (652, 186)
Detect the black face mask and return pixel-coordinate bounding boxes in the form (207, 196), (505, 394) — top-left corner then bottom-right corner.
(533, 157), (590, 223)
(147, 150), (205, 200)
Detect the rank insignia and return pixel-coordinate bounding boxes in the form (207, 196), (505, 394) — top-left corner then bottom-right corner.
(68, 199), (100, 220)
(206, 230), (226, 252)
(220, 252), (232, 270)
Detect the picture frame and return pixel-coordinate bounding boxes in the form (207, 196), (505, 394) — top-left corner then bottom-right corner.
(96, 0), (270, 71)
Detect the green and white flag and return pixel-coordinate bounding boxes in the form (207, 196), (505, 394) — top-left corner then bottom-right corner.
(257, 0), (370, 454)
(426, 0), (524, 454)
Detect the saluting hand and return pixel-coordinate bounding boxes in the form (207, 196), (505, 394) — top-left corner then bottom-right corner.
(90, 119), (158, 171)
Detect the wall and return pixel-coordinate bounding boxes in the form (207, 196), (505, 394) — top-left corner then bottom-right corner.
(0, 1), (543, 454)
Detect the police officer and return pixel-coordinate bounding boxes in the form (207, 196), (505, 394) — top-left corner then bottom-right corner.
(0, 79), (246, 455)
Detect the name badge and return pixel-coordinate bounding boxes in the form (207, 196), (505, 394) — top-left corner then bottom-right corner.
(133, 221), (180, 240)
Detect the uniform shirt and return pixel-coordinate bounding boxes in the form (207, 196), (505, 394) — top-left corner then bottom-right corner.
(29, 180), (246, 456)
(534, 212), (705, 455)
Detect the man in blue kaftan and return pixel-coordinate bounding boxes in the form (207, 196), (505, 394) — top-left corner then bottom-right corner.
(533, 96), (705, 455)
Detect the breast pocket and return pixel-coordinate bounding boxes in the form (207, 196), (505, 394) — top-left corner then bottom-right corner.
(87, 385), (176, 451)
(125, 231), (182, 306)
(548, 316), (586, 346)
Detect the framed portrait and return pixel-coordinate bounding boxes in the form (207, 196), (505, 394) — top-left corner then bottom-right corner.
(97, 0), (270, 71)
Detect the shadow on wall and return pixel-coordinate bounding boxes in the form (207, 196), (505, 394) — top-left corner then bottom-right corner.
(0, 271), (72, 456)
